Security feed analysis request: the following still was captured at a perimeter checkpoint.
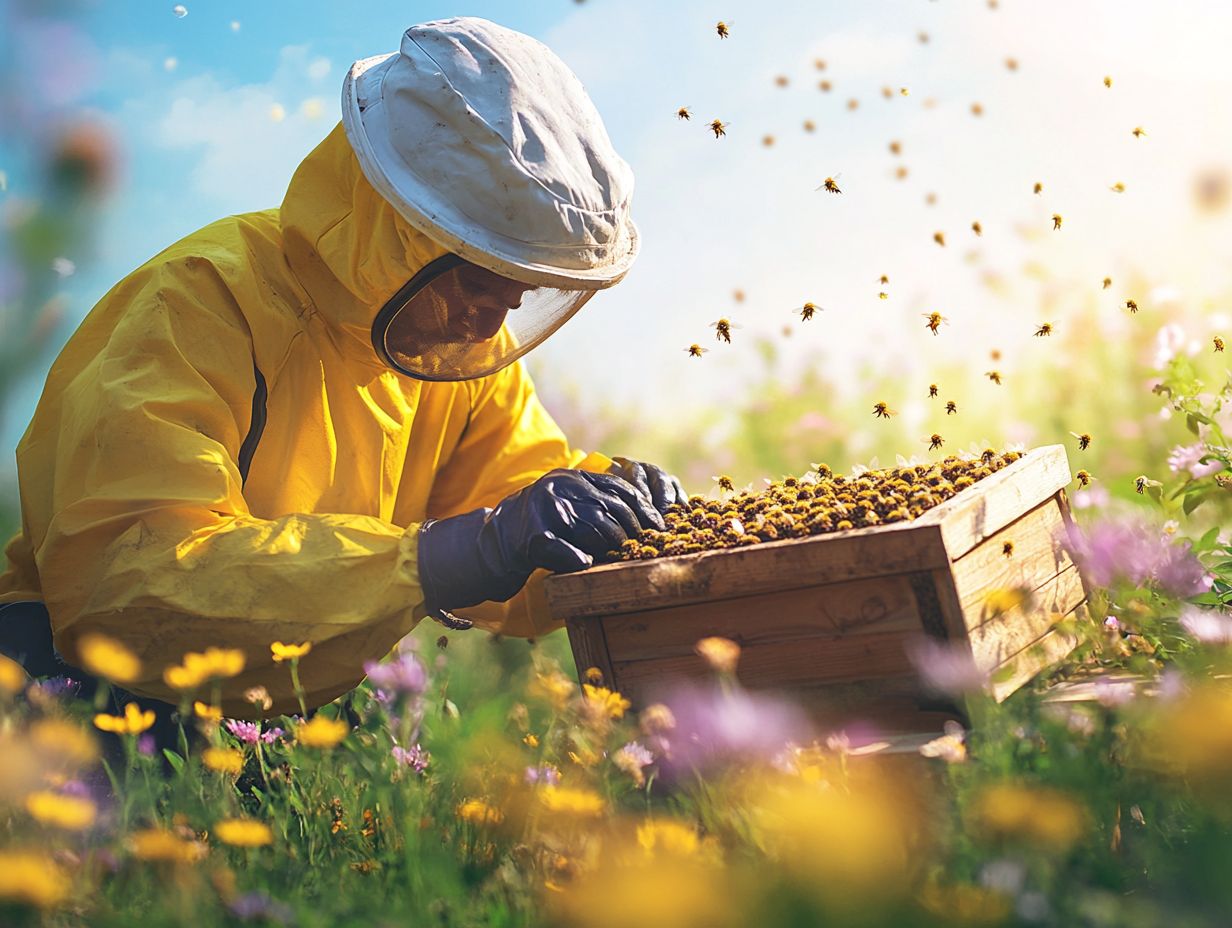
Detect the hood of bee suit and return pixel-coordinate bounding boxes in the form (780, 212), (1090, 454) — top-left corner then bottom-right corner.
(280, 122), (452, 366)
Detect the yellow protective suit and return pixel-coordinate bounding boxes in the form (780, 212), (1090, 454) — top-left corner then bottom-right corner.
(0, 122), (611, 715)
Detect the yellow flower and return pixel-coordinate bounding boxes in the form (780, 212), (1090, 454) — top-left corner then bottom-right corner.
(1139, 684), (1232, 783)
(214, 818), (274, 848)
(0, 653), (27, 694)
(970, 783), (1086, 851)
(202, 747), (244, 776)
(28, 719), (99, 769)
(163, 647), (246, 691)
(456, 798), (504, 826)
(94, 701), (156, 735)
(77, 632), (142, 684)
(919, 882), (1012, 925)
(128, 827), (208, 863)
(538, 785), (606, 818)
(636, 819), (699, 858)
(294, 715), (348, 749)
(270, 641), (312, 663)
(982, 586), (1033, 619)
(193, 701), (222, 722)
(25, 790), (96, 830)
(0, 850), (71, 909)
(531, 670), (576, 710)
(523, 733), (540, 748)
(582, 685), (631, 720)
(694, 636), (741, 674)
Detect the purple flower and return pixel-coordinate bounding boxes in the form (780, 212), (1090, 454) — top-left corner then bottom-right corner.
(227, 891), (295, 925)
(1071, 516), (1213, 596)
(391, 743), (429, 773)
(659, 683), (812, 774)
(137, 734), (156, 757)
(906, 636), (987, 697)
(261, 727), (284, 745)
(524, 764), (561, 786)
(363, 652), (427, 696)
(33, 676), (79, 699)
(1168, 443), (1223, 479)
(225, 720), (260, 744)
(1179, 605), (1232, 644)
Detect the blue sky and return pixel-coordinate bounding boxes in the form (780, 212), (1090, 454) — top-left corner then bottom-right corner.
(6, 0), (1232, 471)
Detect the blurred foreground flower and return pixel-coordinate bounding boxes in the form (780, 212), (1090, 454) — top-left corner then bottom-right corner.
(1168, 442), (1223, 479)
(0, 654), (26, 694)
(970, 783), (1086, 851)
(364, 651), (427, 695)
(1179, 604), (1232, 643)
(906, 636), (987, 696)
(128, 828), (207, 863)
(214, 818), (274, 848)
(164, 647), (246, 690)
(0, 850), (70, 909)
(661, 682), (811, 773)
(94, 702), (155, 735)
(1070, 516), (1212, 595)
(77, 632), (141, 684)
(29, 718), (98, 769)
(25, 790), (96, 830)
(1137, 683), (1232, 787)
(202, 747), (244, 776)
(538, 785), (606, 819)
(456, 798), (504, 826)
(694, 636), (741, 674)
(294, 715), (348, 749)
(270, 641), (311, 663)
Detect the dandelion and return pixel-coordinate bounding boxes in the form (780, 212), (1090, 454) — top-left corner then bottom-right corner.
(294, 715), (348, 749)
(539, 785), (606, 818)
(94, 701), (156, 735)
(25, 790), (97, 830)
(163, 647), (246, 690)
(0, 851), (71, 908)
(694, 636), (741, 674)
(270, 641), (311, 663)
(456, 798), (504, 826)
(214, 818), (274, 848)
(202, 747), (244, 776)
(582, 684), (631, 720)
(193, 701), (222, 722)
(77, 632), (142, 684)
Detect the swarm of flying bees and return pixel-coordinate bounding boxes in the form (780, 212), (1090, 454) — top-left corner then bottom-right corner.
(612, 452), (1025, 561)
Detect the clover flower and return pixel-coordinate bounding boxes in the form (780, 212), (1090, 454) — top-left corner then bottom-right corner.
(391, 743), (429, 773)
(363, 652), (427, 696)
(1167, 442), (1223, 479)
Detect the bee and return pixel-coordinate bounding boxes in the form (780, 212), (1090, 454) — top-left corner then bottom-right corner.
(1134, 475), (1159, 495)
(847, 98), (860, 111)
(817, 175), (843, 194)
(970, 102), (984, 116)
(814, 58), (827, 71)
(1035, 322), (1053, 337)
(774, 75), (789, 88)
(881, 86), (893, 99)
(712, 318), (740, 343)
(878, 292), (889, 300)
(1002, 540), (1014, 558)
(1103, 277), (1112, 289)
(879, 275), (890, 285)
(929, 383), (939, 398)
(925, 192), (937, 206)
(1075, 470), (1093, 487)
(1034, 182), (1043, 194)
(709, 119), (727, 139)
(933, 231), (946, 246)
(872, 401), (895, 419)
(716, 20), (730, 38)
(1005, 57), (1019, 71)
(986, 370), (1003, 385)
(819, 79), (832, 92)
(918, 31), (930, 43)
(436, 634), (449, 650)
(923, 311), (949, 335)
(762, 135), (776, 147)
(732, 288), (746, 303)
(972, 220), (983, 236)
(889, 140), (902, 156)
(1126, 299), (1139, 313)
(1110, 182), (1125, 193)
(676, 106), (692, 120)
(990, 349), (1002, 361)
(981, 449), (997, 464)
(1070, 431), (1092, 451)
(928, 433), (945, 451)
(802, 119), (816, 133)
(900, 87), (910, 97)
(799, 302), (820, 321)
(1132, 126), (1146, 138)
(1052, 213), (1063, 230)
(714, 475), (735, 493)
(1103, 75), (1112, 88)
(946, 400), (958, 415)
(1216, 336), (1225, 352)
(686, 343), (709, 358)
(895, 165), (909, 180)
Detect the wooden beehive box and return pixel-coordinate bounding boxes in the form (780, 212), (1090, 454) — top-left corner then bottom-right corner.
(545, 445), (1089, 734)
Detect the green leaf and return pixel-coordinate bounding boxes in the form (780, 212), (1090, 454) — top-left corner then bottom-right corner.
(162, 748), (185, 773)
(1183, 492), (1207, 515)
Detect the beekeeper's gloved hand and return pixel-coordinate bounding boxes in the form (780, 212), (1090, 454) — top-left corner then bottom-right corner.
(607, 456), (688, 513)
(417, 469), (666, 615)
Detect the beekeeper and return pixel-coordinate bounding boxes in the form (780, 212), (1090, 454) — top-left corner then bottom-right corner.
(0, 17), (683, 714)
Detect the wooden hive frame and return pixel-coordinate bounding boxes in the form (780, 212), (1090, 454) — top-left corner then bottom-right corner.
(545, 445), (1089, 733)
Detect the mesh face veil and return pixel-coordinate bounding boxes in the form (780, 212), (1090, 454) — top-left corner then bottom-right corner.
(372, 254), (595, 382)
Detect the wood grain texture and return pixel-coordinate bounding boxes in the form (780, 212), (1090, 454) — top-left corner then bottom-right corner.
(952, 497), (1075, 629)
(968, 565), (1085, 673)
(916, 445), (1073, 560)
(565, 617), (614, 689)
(600, 574), (923, 663)
(546, 521), (949, 619)
(610, 630), (918, 703)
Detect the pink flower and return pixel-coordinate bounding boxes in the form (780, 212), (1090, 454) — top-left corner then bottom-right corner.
(364, 652), (427, 695)
(225, 720), (260, 744)
(1070, 516), (1212, 596)
(1179, 605), (1232, 644)
(906, 636), (987, 696)
(1167, 443), (1223, 479)
(660, 683), (812, 774)
(391, 743), (429, 773)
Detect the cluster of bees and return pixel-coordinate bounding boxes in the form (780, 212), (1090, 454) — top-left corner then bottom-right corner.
(613, 450), (1024, 561)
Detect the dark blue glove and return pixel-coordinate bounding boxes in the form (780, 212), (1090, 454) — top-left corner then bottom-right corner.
(607, 456), (688, 512)
(418, 469), (667, 616)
